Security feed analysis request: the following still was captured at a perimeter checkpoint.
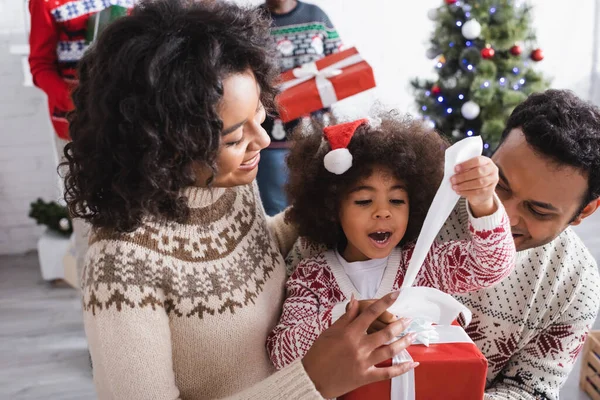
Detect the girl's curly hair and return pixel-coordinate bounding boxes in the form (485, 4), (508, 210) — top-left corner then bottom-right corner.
(286, 112), (450, 249)
(62, 0), (278, 232)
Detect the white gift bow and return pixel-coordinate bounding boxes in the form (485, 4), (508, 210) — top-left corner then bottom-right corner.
(278, 53), (364, 108)
(387, 286), (474, 400)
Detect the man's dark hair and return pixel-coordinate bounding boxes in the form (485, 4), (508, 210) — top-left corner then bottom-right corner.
(62, 0), (278, 232)
(499, 89), (600, 210)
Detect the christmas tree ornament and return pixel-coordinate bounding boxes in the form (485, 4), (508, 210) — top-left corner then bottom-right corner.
(481, 45), (495, 59)
(461, 19), (482, 39)
(426, 48), (441, 59)
(530, 48), (544, 62)
(461, 101), (481, 120)
(445, 0), (457, 4)
(59, 218), (70, 231)
(427, 8), (439, 21)
(509, 44), (522, 56)
(431, 85), (442, 95)
(271, 119), (286, 140)
(438, 55), (447, 64)
(322, 119), (368, 175)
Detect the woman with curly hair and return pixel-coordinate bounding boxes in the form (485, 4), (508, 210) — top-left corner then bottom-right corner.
(63, 0), (420, 399)
(267, 116), (516, 369)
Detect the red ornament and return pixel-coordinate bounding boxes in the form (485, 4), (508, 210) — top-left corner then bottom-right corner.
(481, 47), (495, 59)
(530, 48), (544, 62)
(510, 45), (523, 56)
(431, 85), (442, 95)
(445, 0), (457, 4)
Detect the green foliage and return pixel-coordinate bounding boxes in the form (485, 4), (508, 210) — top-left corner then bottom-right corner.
(412, 0), (550, 153)
(29, 198), (73, 236)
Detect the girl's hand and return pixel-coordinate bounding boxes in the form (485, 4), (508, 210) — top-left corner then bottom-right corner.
(451, 156), (499, 217)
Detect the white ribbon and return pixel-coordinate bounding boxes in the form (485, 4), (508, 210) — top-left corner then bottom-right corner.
(278, 54), (364, 108)
(391, 324), (474, 400)
(388, 287), (475, 400)
(400, 135), (483, 289)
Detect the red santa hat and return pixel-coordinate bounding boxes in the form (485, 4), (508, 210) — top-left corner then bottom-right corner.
(322, 118), (369, 175)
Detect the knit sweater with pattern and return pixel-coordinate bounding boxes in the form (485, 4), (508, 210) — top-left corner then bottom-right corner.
(81, 183), (322, 400)
(259, 1), (342, 147)
(443, 205), (600, 400)
(285, 202), (600, 399)
(270, 199), (515, 369)
(28, 0), (136, 140)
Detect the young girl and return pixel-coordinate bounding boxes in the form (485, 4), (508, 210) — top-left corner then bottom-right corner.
(267, 115), (516, 369)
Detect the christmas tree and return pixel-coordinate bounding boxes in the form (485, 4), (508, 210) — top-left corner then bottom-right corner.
(29, 198), (73, 236)
(412, 0), (549, 153)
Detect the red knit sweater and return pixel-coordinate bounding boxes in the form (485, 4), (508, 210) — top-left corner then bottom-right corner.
(28, 0), (135, 140)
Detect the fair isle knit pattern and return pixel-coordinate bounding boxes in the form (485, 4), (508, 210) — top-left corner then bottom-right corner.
(269, 201), (515, 369)
(82, 183), (322, 400)
(441, 205), (600, 400)
(260, 1), (342, 73)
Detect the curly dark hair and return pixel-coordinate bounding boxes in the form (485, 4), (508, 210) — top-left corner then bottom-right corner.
(286, 112), (450, 249)
(62, 0), (278, 232)
(500, 89), (600, 210)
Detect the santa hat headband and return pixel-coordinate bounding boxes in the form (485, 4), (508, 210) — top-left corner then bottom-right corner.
(322, 118), (369, 175)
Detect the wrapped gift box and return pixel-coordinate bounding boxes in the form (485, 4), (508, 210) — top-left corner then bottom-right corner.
(276, 47), (376, 122)
(340, 324), (487, 400)
(86, 5), (130, 44)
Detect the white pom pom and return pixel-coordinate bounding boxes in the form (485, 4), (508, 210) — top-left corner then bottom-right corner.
(324, 148), (353, 175)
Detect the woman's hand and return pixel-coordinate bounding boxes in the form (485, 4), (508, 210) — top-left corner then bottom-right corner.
(451, 156), (499, 217)
(348, 299), (400, 334)
(302, 292), (419, 398)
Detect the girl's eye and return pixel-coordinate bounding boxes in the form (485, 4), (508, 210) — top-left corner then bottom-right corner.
(390, 199), (406, 205)
(354, 200), (372, 206)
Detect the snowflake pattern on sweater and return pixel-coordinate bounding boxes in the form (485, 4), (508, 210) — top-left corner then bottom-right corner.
(442, 204), (600, 400)
(269, 202), (515, 369)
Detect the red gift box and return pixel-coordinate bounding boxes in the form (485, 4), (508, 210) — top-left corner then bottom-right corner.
(276, 47), (376, 122)
(340, 324), (487, 400)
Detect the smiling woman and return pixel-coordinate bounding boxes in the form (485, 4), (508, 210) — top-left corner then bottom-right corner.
(61, 0), (419, 399)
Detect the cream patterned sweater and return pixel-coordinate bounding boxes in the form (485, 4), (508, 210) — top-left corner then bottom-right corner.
(81, 183), (322, 400)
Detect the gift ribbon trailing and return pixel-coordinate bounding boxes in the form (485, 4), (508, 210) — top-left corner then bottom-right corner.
(385, 136), (483, 400)
(278, 54), (364, 108)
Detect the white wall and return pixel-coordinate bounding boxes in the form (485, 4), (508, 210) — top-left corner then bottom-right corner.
(0, 0), (598, 255)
